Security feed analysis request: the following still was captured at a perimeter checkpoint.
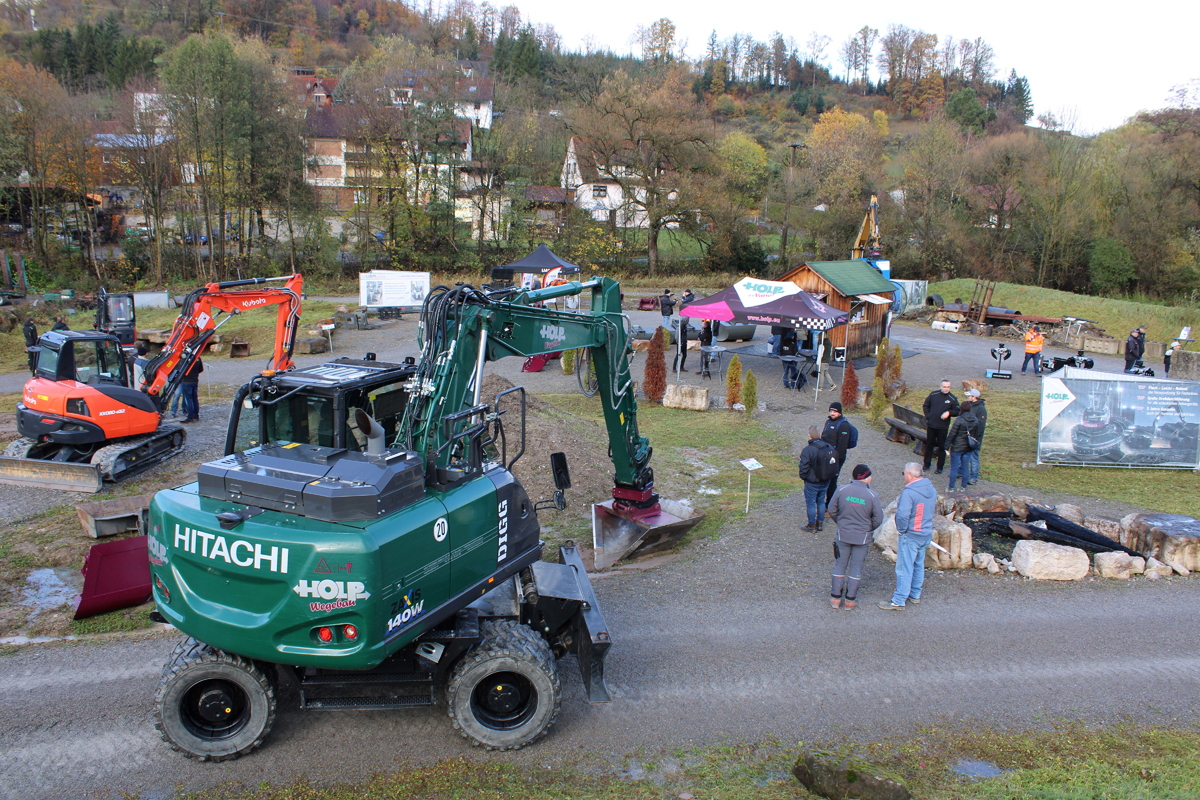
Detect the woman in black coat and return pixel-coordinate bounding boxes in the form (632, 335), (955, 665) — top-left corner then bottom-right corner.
(944, 401), (978, 491)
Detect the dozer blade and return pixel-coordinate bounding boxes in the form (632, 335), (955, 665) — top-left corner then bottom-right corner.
(0, 456), (104, 493)
(591, 498), (705, 570)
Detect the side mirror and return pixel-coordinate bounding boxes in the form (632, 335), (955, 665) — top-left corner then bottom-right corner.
(550, 452), (571, 491)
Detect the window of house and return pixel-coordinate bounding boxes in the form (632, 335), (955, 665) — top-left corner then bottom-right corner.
(592, 185), (607, 198)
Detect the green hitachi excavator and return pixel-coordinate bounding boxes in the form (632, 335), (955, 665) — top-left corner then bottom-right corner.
(148, 276), (702, 760)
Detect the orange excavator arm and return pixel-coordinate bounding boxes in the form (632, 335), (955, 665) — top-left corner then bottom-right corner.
(142, 274), (303, 407)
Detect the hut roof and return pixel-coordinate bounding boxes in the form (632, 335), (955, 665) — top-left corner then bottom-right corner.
(786, 260), (895, 297)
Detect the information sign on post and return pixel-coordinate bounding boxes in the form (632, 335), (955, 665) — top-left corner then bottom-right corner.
(739, 458), (764, 513)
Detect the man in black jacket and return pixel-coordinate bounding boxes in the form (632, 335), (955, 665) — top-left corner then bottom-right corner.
(922, 380), (959, 474)
(23, 318), (38, 375)
(1124, 325), (1146, 371)
(822, 401), (854, 504)
(659, 290), (676, 332)
(798, 425), (837, 532)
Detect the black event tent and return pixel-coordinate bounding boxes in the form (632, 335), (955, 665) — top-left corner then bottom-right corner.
(500, 244), (581, 274)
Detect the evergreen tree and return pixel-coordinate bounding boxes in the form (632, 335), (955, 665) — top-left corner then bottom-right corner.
(1006, 69), (1033, 124)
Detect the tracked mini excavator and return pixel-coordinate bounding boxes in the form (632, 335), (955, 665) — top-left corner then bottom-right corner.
(0, 274), (303, 492)
(147, 276), (703, 760)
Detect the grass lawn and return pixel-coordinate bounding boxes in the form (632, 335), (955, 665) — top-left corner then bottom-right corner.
(887, 385), (1199, 516)
(173, 723), (1200, 799)
(542, 393), (803, 549)
(929, 279), (1200, 348)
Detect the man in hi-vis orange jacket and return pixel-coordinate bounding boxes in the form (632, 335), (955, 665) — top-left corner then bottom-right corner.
(1021, 325), (1044, 375)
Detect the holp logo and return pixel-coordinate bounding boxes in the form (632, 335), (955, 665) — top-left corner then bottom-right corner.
(733, 277), (801, 308)
(1039, 378), (1076, 428)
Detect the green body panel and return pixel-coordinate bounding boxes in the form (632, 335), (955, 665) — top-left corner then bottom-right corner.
(149, 473), (505, 671)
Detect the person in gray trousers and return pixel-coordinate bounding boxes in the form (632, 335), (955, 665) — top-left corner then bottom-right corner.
(827, 463), (884, 609)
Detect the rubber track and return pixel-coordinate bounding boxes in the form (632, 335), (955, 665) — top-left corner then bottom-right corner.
(153, 637), (276, 763)
(447, 619), (561, 751)
(2, 437), (36, 458)
(92, 422), (186, 482)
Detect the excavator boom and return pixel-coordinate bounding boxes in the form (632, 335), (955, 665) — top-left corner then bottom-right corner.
(400, 277), (702, 568)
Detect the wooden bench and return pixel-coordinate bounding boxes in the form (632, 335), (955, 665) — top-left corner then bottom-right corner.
(884, 403), (930, 456)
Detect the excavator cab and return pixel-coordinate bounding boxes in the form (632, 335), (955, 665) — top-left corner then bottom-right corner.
(34, 331), (129, 387)
(95, 289), (136, 346)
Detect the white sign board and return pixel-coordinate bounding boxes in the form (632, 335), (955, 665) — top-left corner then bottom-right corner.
(359, 271), (431, 309)
(739, 458), (764, 471)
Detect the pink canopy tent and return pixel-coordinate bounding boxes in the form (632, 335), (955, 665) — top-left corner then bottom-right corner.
(680, 277), (849, 401)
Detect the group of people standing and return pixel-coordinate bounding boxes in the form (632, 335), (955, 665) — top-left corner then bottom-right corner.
(796, 394), (963, 611)
(920, 381), (987, 491)
(662, 289), (720, 377)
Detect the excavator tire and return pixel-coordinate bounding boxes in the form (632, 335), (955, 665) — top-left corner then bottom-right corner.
(155, 637), (277, 762)
(446, 619), (561, 751)
(91, 422), (187, 482)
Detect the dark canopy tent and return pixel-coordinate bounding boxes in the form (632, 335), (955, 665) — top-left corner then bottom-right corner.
(499, 244), (581, 274)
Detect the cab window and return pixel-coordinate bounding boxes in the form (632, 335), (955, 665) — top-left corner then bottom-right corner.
(264, 393), (336, 448)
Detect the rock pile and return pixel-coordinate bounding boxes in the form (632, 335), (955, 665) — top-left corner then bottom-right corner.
(872, 490), (1200, 582)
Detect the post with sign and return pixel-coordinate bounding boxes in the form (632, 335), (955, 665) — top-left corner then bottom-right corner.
(739, 458), (763, 513)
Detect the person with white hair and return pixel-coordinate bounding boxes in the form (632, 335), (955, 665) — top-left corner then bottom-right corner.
(879, 462), (938, 611)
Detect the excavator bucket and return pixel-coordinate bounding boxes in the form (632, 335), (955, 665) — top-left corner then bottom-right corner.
(591, 498), (705, 570)
(0, 456), (103, 493)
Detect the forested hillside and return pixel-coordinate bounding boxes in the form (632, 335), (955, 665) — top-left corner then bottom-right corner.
(0, 0), (1195, 301)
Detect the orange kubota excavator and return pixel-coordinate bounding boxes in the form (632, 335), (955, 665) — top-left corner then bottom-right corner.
(0, 274), (303, 493)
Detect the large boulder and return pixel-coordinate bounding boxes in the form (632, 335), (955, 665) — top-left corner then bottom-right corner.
(1145, 557), (1174, 578)
(793, 750), (910, 800)
(662, 384), (709, 412)
(1086, 516), (1123, 543)
(928, 515), (973, 569)
(1122, 513), (1200, 571)
(961, 378), (988, 394)
(1094, 551), (1144, 579)
(938, 492), (1010, 521)
(1053, 503), (1086, 526)
(1012, 540), (1090, 580)
(873, 498), (900, 552)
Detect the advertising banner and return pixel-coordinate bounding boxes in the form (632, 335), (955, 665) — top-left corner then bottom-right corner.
(889, 280), (928, 316)
(1037, 367), (1200, 469)
(359, 271), (430, 309)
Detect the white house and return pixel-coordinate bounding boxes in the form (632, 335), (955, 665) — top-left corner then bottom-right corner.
(560, 137), (652, 228)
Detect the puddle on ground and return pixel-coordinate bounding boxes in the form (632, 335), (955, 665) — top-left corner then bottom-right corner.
(21, 568), (82, 618)
(952, 759), (1006, 780)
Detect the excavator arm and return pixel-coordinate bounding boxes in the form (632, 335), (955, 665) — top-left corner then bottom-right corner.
(851, 194), (881, 260)
(399, 277), (699, 567)
(142, 274), (303, 409)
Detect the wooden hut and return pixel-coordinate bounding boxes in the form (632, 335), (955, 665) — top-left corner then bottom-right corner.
(777, 260), (895, 359)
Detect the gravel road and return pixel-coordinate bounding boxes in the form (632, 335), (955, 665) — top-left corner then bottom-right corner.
(0, 299), (1193, 799)
(2, 505), (1198, 800)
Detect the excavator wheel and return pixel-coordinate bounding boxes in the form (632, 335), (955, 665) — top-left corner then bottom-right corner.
(446, 619), (561, 751)
(155, 637), (277, 762)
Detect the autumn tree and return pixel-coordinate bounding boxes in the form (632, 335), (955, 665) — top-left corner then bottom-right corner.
(804, 107), (883, 206)
(568, 68), (712, 275)
(0, 59), (83, 268)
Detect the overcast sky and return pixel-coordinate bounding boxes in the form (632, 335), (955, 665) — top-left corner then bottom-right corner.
(506, 0), (1195, 135)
